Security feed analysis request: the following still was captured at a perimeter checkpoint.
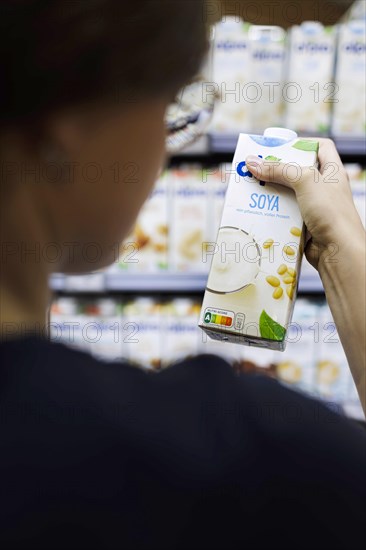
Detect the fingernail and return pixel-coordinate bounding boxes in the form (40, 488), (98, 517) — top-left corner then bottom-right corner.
(246, 155), (262, 167)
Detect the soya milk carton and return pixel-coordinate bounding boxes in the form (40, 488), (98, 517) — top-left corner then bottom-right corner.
(332, 21), (366, 136)
(199, 127), (319, 351)
(284, 22), (336, 133)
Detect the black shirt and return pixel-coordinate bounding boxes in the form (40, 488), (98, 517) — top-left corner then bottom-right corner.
(0, 337), (365, 549)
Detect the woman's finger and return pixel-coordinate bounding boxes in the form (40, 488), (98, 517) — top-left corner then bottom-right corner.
(245, 155), (318, 194)
(316, 138), (349, 188)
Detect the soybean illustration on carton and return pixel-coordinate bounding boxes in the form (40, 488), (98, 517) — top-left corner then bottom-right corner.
(199, 128), (319, 351)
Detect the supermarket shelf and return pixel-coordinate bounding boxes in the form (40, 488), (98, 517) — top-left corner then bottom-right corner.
(176, 134), (209, 155)
(106, 272), (208, 292)
(64, 273), (105, 292)
(333, 136), (366, 156)
(49, 273), (66, 291)
(49, 273), (105, 293)
(210, 133), (239, 154)
(50, 271), (324, 293)
(190, 133), (366, 157)
(298, 272), (323, 293)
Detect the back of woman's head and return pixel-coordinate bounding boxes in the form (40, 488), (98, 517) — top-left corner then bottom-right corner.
(1, 0), (208, 127)
(0, 1), (209, 276)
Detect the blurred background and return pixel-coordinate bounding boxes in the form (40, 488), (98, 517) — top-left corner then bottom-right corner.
(50, 0), (366, 421)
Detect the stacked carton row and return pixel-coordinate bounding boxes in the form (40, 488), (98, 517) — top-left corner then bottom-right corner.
(107, 165), (229, 275)
(105, 163), (365, 276)
(209, 18), (366, 136)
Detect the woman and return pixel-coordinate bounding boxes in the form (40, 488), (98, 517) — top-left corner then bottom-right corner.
(1, 1), (365, 549)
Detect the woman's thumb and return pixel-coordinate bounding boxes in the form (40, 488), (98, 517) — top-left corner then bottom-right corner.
(245, 155), (315, 191)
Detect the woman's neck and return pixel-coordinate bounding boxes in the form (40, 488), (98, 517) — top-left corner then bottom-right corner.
(0, 284), (50, 340)
(1, 158), (53, 341)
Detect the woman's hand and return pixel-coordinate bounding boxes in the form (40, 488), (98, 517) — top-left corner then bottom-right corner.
(248, 138), (366, 414)
(246, 139), (365, 271)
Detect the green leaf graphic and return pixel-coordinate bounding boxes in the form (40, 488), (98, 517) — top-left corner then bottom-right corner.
(292, 140), (319, 153)
(265, 155), (282, 162)
(259, 310), (286, 341)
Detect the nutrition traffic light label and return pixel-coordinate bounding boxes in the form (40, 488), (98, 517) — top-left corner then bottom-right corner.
(203, 308), (233, 327)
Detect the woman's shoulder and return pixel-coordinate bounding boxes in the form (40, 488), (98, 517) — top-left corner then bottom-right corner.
(0, 335), (142, 373)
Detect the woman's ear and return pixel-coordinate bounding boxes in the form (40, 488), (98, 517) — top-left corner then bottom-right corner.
(43, 110), (90, 157)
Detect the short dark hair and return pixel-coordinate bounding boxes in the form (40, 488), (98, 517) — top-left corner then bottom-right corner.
(0, 0), (208, 126)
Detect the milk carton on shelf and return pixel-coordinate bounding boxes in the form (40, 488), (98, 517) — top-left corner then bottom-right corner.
(345, 163), (366, 228)
(234, 341), (274, 376)
(50, 297), (87, 353)
(271, 298), (317, 395)
(248, 26), (286, 132)
(122, 298), (162, 370)
(82, 298), (124, 363)
(341, 0), (366, 23)
(207, 163), (230, 242)
(116, 170), (169, 273)
(199, 323), (242, 366)
(170, 165), (210, 273)
(199, 127), (319, 351)
(161, 298), (201, 368)
(332, 21), (366, 136)
(209, 17), (251, 133)
(284, 22), (336, 133)
(314, 302), (350, 405)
